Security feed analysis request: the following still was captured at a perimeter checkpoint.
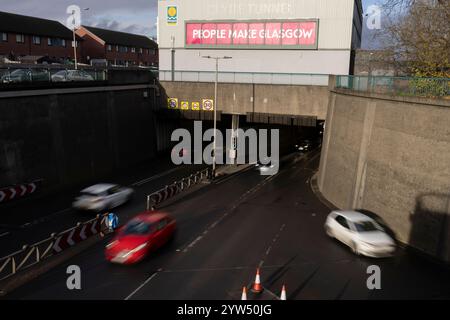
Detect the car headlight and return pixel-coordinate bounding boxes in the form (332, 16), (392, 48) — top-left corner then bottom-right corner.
(133, 243), (148, 252)
(106, 240), (118, 249)
(359, 241), (376, 248)
(122, 243), (148, 257)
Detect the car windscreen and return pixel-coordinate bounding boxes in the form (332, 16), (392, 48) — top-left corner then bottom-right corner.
(122, 220), (153, 236)
(353, 221), (379, 232)
(81, 191), (102, 197)
(10, 70), (26, 75)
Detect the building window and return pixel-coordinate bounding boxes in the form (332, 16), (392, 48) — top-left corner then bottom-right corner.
(16, 34), (25, 43)
(118, 46), (128, 53)
(115, 45), (119, 52)
(48, 38), (67, 47)
(107, 44), (112, 51)
(131, 47), (136, 53)
(139, 48), (143, 54)
(32, 36), (41, 45)
(1, 33), (7, 42)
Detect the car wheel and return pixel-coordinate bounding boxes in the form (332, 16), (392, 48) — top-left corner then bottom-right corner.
(325, 226), (334, 238)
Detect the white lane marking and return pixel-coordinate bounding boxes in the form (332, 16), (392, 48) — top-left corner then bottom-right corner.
(125, 272), (159, 300)
(183, 236), (203, 253)
(179, 173), (278, 254)
(0, 232), (10, 238)
(53, 208), (71, 215)
(131, 168), (179, 187)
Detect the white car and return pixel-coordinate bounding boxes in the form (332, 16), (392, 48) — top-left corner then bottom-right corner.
(72, 184), (133, 212)
(324, 210), (396, 258)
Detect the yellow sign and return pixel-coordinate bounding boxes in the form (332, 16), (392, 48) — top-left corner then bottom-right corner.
(202, 99), (214, 111)
(167, 6), (178, 25)
(192, 102), (200, 111)
(181, 101), (189, 110)
(168, 98), (178, 109)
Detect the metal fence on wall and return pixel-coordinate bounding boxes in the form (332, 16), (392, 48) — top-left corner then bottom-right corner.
(336, 75), (450, 98)
(156, 70), (330, 86)
(0, 66), (108, 85)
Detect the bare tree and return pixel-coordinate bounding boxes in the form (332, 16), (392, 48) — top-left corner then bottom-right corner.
(375, 0), (450, 77)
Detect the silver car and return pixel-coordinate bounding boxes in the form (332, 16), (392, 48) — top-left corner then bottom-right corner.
(51, 69), (94, 82)
(72, 184), (134, 212)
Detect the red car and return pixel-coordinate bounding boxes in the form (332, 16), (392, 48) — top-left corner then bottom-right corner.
(105, 211), (177, 265)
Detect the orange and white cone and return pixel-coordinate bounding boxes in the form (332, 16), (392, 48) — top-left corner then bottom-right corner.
(251, 268), (263, 293)
(241, 287), (247, 300)
(280, 285), (287, 300)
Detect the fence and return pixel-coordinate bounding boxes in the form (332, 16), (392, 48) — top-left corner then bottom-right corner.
(156, 70), (330, 86)
(0, 213), (107, 282)
(0, 67), (107, 85)
(336, 75), (450, 98)
(146, 168), (211, 210)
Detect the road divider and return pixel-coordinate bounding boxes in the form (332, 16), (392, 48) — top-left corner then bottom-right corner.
(0, 213), (107, 283)
(0, 179), (43, 204)
(146, 168), (211, 210)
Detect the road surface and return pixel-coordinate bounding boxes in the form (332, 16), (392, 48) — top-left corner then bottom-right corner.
(4, 151), (450, 300)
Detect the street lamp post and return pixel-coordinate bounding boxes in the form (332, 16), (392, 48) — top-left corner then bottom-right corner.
(202, 55), (232, 179)
(71, 8), (89, 70)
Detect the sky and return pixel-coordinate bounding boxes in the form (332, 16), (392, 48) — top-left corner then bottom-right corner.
(0, 0), (382, 48)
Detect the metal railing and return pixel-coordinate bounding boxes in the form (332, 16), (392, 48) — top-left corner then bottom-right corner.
(155, 70), (330, 86)
(336, 75), (450, 98)
(0, 214), (107, 282)
(0, 66), (108, 85)
(146, 168), (211, 210)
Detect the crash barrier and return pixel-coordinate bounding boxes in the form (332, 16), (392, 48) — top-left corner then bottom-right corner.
(0, 213), (108, 282)
(146, 168), (211, 210)
(0, 179), (43, 204)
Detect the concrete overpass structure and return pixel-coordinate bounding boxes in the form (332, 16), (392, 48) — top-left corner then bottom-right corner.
(159, 71), (331, 133)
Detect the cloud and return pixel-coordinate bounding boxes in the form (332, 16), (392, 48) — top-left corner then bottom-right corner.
(0, 0), (158, 36)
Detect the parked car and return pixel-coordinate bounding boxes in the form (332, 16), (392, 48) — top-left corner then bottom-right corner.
(1, 69), (49, 83)
(105, 211), (177, 265)
(51, 69), (94, 82)
(324, 210), (396, 258)
(72, 184), (134, 212)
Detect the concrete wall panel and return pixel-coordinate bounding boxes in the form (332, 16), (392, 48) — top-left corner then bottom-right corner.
(318, 90), (450, 261)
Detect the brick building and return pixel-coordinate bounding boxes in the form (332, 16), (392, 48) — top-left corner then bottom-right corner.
(76, 26), (158, 67)
(0, 11), (82, 64)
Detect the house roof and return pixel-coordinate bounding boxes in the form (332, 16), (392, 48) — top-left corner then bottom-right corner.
(0, 11), (77, 39)
(83, 26), (157, 49)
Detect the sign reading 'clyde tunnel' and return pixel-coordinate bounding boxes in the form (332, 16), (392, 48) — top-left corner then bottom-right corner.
(185, 19), (318, 49)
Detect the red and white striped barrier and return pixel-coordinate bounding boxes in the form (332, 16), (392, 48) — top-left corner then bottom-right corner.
(0, 180), (42, 203)
(53, 216), (106, 253)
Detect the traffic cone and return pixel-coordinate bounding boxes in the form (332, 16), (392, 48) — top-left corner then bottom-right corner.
(280, 285), (287, 300)
(241, 287), (247, 300)
(251, 268), (263, 293)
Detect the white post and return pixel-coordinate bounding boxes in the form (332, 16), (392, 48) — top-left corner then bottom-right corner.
(213, 57), (218, 177)
(73, 28), (78, 70)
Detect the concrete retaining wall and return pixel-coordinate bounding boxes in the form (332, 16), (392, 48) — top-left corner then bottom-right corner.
(160, 81), (329, 120)
(318, 88), (450, 261)
(0, 85), (169, 191)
